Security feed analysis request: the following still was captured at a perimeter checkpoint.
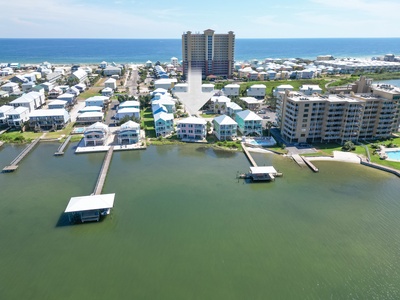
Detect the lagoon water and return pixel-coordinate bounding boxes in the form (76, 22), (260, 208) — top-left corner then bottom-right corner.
(0, 142), (399, 299)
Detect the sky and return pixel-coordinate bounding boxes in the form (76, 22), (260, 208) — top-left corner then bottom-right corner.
(1, 0), (399, 39)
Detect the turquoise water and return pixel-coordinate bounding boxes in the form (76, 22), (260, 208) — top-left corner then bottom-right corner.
(0, 143), (400, 299)
(386, 150), (400, 161)
(0, 38), (399, 63)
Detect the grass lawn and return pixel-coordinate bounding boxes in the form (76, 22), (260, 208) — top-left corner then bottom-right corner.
(301, 138), (400, 171)
(200, 113), (219, 118)
(0, 130), (42, 143)
(141, 108), (156, 138)
(78, 88), (102, 100)
(43, 123), (74, 139)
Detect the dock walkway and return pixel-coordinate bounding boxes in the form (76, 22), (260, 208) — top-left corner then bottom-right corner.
(241, 143), (258, 167)
(291, 154), (306, 167)
(3, 138), (40, 172)
(93, 146), (114, 195)
(301, 156), (319, 172)
(54, 135), (72, 156)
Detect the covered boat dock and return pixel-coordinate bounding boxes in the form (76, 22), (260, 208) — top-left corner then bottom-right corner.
(248, 166), (280, 181)
(64, 193), (115, 223)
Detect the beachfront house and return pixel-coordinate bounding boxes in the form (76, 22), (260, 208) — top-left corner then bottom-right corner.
(7, 106), (30, 128)
(83, 122), (109, 146)
(100, 61), (108, 69)
(222, 84), (240, 96)
(85, 96), (109, 108)
(176, 116), (207, 141)
(10, 92), (45, 112)
(213, 115), (238, 141)
(76, 112), (104, 125)
(104, 78), (117, 90)
(246, 84), (266, 99)
(154, 112), (174, 137)
(48, 100), (68, 110)
(28, 109), (70, 131)
(1, 82), (20, 94)
(0, 105), (13, 125)
(235, 110), (263, 136)
(117, 120), (141, 144)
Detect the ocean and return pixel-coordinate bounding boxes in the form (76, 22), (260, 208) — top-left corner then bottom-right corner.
(0, 38), (399, 64)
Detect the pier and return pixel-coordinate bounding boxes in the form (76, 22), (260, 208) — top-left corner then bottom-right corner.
(93, 146), (114, 195)
(2, 138), (40, 172)
(241, 143), (258, 167)
(291, 154), (306, 167)
(301, 156), (319, 172)
(54, 135), (72, 156)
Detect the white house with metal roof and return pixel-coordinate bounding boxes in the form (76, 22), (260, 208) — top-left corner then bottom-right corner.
(235, 110), (263, 136)
(104, 78), (117, 90)
(48, 100), (68, 110)
(115, 108), (140, 122)
(240, 97), (262, 111)
(1, 82), (20, 94)
(176, 116), (207, 140)
(57, 93), (76, 106)
(0, 105), (13, 125)
(223, 84), (240, 96)
(10, 92), (45, 112)
(118, 120), (141, 144)
(83, 122), (109, 146)
(28, 108), (70, 131)
(85, 96), (109, 108)
(71, 69), (88, 84)
(213, 115), (238, 140)
(6, 106), (30, 128)
(76, 111), (104, 125)
(246, 84), (266, 99)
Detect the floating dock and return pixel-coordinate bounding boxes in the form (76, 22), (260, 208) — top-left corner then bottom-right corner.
(54, 135), (72, 156)
(241, 143), (258, 167)
(301, 156), (319, 172)
(2, 138), (40, 173)
(93, 146), (114, 195)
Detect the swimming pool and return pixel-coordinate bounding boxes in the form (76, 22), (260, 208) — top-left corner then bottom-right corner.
(247, 138), (276, 147)
(386, 150), (400, 161)
(73, 127), (85, 134)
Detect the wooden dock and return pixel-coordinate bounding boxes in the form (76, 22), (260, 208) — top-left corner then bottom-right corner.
(93, 146), (114, 195)
(54, 135), (72, 156)
(241, 143), (258, 167)
(291, 154), (306, 167)
(0, 141), (3, 147)
(301, 156), (319, 172)
(2, 138), (40, 173)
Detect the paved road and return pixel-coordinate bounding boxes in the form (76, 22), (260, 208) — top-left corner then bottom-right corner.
(125, 65), (139, 95)
(105, 100), (119, 126)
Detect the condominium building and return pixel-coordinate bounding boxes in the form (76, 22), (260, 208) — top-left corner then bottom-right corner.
(276, 86), (400, 144)
(182, 29), (235, 78)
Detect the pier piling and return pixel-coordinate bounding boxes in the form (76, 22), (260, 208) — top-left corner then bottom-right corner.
(54, 135), (72, 156)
